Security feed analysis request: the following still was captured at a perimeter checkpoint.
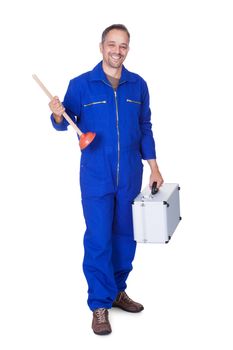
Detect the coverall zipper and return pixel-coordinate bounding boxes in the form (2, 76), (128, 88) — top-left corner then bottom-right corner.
(114, 90), (120, 186)
(126, 99), (142, 104)
(101, 80), (126, 187)
(83, 100), (107, 107)
(126, 98), (142, 105)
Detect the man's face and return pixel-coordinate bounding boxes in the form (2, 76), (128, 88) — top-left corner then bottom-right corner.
(100, 29), (130, 69)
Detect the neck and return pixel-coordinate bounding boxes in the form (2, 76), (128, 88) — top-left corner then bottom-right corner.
(102, 62), (122, 79)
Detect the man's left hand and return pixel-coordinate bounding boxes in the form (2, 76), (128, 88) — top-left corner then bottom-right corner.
(149, 169), (164, 189)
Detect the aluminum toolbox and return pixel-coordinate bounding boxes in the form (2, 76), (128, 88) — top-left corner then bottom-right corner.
(132, 183), (181, 243)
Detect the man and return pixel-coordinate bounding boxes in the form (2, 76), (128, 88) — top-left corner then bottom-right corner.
(49, 24), (163, 335)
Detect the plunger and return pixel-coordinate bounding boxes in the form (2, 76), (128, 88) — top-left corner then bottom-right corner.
(32, 74), (96, 150)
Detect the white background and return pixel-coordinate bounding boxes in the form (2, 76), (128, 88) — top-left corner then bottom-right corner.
(1, 0), (233, 349)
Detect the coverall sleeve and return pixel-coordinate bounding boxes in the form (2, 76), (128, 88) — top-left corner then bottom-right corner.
(50, 79), (81, 131)
(139, 80), (156, 160)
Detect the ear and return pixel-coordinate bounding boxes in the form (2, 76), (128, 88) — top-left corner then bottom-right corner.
(99, 42), (103, 54)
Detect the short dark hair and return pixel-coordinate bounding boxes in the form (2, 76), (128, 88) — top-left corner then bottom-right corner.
(101, 24), (130, 43)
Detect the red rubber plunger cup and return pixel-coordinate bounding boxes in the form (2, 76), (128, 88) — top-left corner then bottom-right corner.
(79, 132), (96, 150)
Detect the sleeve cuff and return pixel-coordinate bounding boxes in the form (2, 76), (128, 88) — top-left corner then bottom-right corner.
(141, 151), (156, 160)
(50, 114), (68, 131)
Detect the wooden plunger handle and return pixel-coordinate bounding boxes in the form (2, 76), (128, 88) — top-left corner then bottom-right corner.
(32, 74), (82, 137)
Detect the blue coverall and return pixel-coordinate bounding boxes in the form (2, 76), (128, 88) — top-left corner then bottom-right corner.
(51, 61), (156, 311)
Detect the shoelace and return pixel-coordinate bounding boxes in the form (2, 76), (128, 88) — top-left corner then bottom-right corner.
(119, 292), (133, 304)
(95, 308), (107, 323)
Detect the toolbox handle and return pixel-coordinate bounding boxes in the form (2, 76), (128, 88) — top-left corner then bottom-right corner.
(151, 181), (159, 195)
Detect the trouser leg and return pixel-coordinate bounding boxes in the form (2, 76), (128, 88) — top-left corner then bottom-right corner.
(112, 195), (137, 292)
(82, 194), (118, 311)
(111, 149), (143, 293)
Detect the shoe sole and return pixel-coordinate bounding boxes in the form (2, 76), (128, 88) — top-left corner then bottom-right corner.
(93, 330), (112, 335)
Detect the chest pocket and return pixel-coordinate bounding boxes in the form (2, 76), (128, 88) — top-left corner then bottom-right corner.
(81, 98), (108, 130)
(126, 98), (142, 120)
(124, 98), (142, 137)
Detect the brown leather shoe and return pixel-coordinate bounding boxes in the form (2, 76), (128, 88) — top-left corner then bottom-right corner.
(112, 291), (144, 313)
(92, 308), (112, 335)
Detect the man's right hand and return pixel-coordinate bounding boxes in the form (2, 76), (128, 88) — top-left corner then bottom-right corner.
(49, 96), (65, 123)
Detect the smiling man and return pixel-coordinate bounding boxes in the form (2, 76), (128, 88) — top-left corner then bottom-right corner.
(101, 27), (129, 71)
(49, 24), (163, 335)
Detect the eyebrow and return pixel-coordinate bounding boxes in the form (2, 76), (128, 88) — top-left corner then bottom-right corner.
(107, 40), (128, 46)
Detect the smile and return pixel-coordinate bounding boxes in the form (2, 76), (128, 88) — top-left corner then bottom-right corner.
(111, 55), (122, 60)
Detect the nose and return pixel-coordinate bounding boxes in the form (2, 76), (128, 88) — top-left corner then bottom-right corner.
(113, 45), (120, 54)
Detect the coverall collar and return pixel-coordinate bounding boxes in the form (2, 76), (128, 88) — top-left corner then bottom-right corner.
(89, 61), (137, 85)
